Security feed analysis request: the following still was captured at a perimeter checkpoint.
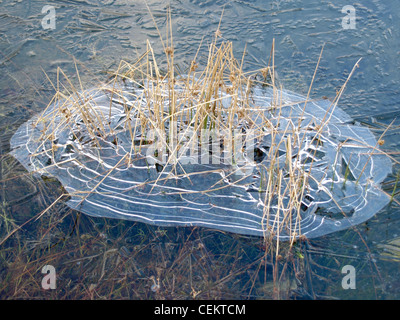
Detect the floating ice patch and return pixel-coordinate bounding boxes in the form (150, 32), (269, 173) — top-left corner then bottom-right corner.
(10, 83), (392, 240)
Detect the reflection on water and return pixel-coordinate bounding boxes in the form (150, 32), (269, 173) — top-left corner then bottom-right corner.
(0, 0), (400, 299)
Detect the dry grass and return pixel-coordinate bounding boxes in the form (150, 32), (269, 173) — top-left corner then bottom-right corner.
(23, 28), (316, 244)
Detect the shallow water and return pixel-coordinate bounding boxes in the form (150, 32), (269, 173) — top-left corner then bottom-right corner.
(1, 0), (400, 300)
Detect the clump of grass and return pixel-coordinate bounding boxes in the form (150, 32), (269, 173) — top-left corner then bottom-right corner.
(26, 27), (318, 243)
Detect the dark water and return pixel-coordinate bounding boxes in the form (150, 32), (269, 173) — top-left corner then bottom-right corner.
(0, 0), (399, 300)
